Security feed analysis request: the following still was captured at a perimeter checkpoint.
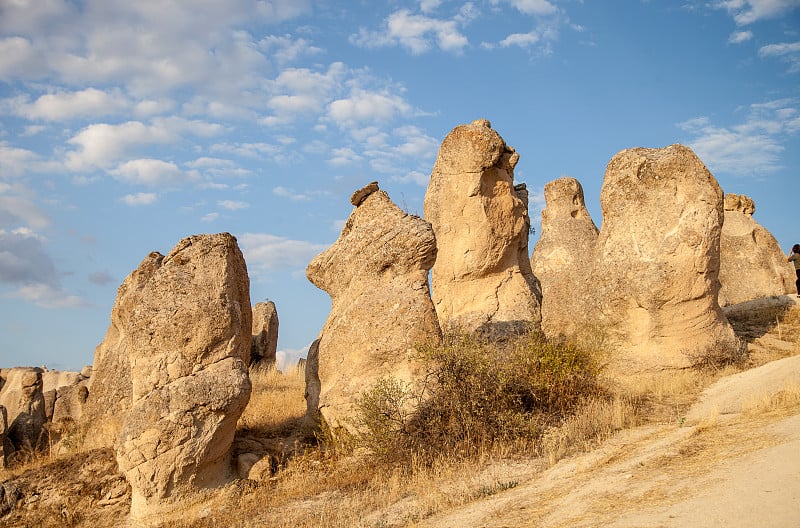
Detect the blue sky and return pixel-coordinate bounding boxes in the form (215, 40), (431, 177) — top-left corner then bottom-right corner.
(1, 0), (799, 371)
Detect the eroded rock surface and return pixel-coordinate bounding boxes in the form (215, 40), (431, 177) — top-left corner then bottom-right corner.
(531, 177), (599, 338)
(719, 193), (794, 306)
(424, 119), (541, 335)
(589, 145), (741, 371)
(107, 233), (252, 522)
(82, 252), (163, 449)
(306, 183), (441, 429)
(251, 300), (279, 366)
(0, 368), (45, 453)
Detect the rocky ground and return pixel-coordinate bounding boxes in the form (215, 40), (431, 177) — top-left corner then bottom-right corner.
(1, 296), (798, 527)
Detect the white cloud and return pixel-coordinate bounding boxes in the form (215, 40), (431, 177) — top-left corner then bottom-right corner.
(328, 147), (363, 166)
(238, 233), (327, 277)
(6, 283), (87, 309)
(0, 186), (50, 230)
(728, 30), (753, 44)
(273, 186), (311, 201)
(0, 227), (85, 308)
(328, 90), (413, 128)
(759, 41), (800, 56)
(276, 345), (311, 372)
(678, 99), (800, 175)
(111, 159), (194, 187)
(65, 121), (175, 171)
(715, 0), (800, 25)
(420, 0), (444, 13)
(211, 142), (283, 159)
(0, 142), (41, 178)
(499, 31), (541, 48)
(350, 9), (470, 54)
(13, 88), (130, 121)
(121, 192), (158, 206)
(218, 199), (250, 210)
(759, 41), (800, 72)
(201, 212), (220, 223)
(259, 34), (323, 65)
(490, 0), (557, 16)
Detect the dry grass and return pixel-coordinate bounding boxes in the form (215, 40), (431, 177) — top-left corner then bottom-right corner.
(237, 363), (308, 437)
(5, 300), (800, 528)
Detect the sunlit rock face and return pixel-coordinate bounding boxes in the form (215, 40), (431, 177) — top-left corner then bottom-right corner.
(306, 183), (441, 430)
(718, 193), (795, 306)
(424, 119), (541, 336)
(589, 144), (741, 371)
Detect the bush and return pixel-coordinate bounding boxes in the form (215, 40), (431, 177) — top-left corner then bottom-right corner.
(354, 332), (603, 464)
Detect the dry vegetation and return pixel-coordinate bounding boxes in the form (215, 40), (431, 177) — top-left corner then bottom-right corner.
(2, 301), (799, 528)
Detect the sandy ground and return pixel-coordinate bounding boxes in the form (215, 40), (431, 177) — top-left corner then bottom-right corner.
(419, 299), (800, 528)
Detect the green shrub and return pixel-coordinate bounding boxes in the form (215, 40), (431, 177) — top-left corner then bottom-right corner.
(354, 331), (603, 464)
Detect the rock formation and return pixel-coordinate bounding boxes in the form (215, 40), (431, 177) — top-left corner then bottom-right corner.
(718, 193), (794, 306)
(42, 369), (90, 426)
(99, 233), (251, 522)
(82, 252), (163, 449)
(0, 368), (46, 453)
(0, 406), (7, 468)
(251, 300), (279, 366)
(589, 145), (741, 371)
(306, 183), (441, 429)
(424, 119), (541, 335)
(531, 177), (599, 338)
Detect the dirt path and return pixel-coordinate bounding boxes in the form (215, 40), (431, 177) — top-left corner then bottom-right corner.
(419, 300), (800, 528)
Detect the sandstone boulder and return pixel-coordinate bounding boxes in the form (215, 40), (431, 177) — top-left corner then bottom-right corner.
(251, 300), (279, 366)
(108, 233), (252, 522)
(42, 369), (90, 427)
(0, 368), (46, 452)
(589, 145), (741, 371)
(531, 177), (599, 338)
(424, 119), (541, 335)
(718, 193), (795, 306)
(306, 183), (441, 429)
(82, 251), (163, 449)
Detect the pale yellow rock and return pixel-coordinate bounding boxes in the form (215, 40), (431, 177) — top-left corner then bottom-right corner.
(306, 183), (441, 430)
(103, 232), (252, 523)
(0, 368), (45, 452)
(251, 300), (279, 366)
(424, 119), (541, 335)
(718, 193), (795, 306)
(589, 145), (742, 371)
(531, 177), (599, 338)
(82, 251), (163, 449)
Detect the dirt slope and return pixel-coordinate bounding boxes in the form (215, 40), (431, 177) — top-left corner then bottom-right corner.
(418, 298), (800, 528)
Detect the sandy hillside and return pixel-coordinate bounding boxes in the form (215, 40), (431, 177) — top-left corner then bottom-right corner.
(418, 297), (800, 528)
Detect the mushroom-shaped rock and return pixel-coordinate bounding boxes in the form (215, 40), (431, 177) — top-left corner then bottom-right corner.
(306, 183), (441, 429)
(424, 119), (541, 335)
(589, 145), (741, 371)
(108, 233), (252, 522)
(531, 177), (599, 338)
(718, 193), (795, 306)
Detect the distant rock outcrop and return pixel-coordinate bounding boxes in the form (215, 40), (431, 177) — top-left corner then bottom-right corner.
(251, 300), (279, 366)
(718, 193), (794, 306)
(82, 251), (163, 449)
(112, 233), (252, 522)
(589, 145), (741, 371)
(531, 177), (599, 338)
(0, 368), (46, 454)
(424, 119), (541, 335)
(306, 183), (441, 429)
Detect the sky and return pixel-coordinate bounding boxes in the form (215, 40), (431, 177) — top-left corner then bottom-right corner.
(1, 0), (799, 372)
